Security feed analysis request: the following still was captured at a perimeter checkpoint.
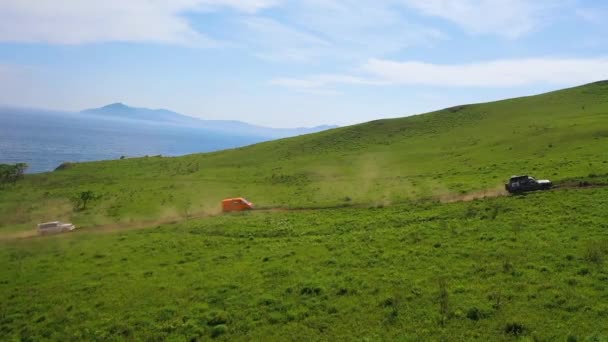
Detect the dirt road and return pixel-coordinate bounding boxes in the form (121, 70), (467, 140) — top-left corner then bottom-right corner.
(2, 182), (604, 241)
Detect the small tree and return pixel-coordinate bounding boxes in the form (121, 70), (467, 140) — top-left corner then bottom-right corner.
(0, 164), (9, 185)
(78, 190), (96, 210)
(14, 163), (27, 183)
(0, 163), (28, 186)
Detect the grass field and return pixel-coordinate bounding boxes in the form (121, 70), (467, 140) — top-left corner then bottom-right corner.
(1, 188), (608, 340)
(1, 81), (608, 340)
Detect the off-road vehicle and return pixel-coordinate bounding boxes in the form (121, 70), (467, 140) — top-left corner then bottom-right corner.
(505, 175), (552, 194)
(37, 221), (76, 235)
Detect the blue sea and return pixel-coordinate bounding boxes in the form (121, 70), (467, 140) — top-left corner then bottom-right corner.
(0, 110), (265, 173)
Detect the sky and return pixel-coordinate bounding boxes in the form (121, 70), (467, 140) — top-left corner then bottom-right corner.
(0, 0), (607, 128)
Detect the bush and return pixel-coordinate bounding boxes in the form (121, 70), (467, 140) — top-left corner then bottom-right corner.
(300, 286), (323, 296)
(0, 163), (27, 185)
(504, 322), (526, 336)
(336, 288), (349, 296)
(381, 297), (397, 308)
(466, 307), (484, 321)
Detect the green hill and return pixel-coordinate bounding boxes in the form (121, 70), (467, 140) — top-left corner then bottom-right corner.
(2, 81), (607, 232)
(1, 81), (608, 340)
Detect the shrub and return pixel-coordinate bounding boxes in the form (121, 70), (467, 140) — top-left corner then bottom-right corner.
(0, 163), (27, 185)
(385, 307), (399, 324)
(381, 297), (397, 308)
(504, 322), (526, 336)
(336, 288), (349, 296)
(466, 307), (485, 321)
(300, 286), (323, 296)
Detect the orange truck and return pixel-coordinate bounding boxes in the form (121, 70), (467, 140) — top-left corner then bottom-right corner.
(222, 197), (254, 212)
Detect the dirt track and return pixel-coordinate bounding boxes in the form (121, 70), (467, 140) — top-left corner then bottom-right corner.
(2, 182), (605, 241)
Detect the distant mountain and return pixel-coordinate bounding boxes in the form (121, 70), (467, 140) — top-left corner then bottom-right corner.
(81, 103), (338, 138)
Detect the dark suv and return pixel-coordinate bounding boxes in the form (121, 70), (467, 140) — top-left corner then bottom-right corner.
(505, 175), (552, 194)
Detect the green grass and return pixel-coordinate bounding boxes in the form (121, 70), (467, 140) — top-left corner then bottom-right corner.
(1, 81), (608, 231)
(1, 81), (608, 340)
(1, 188), (607, 340)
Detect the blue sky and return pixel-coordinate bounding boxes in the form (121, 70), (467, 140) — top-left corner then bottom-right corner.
(0, 0), (607, 128)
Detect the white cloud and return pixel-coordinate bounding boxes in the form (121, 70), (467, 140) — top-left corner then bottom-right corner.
(0, 0), (444, 57)
(273, 0), (447, 61)
(271, 74), (375, 88)
(198, 0), (281, 13)
(400, 0), (562, 39)
(239, 17), (331, 62)
(0, 0), (278, 45)
(273, 57), (608, 89)
(363, 57), (608, 86)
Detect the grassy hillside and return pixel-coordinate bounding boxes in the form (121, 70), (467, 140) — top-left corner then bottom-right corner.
(1, 82), (608, 340)
(2, 81), (607, 232)
(1, 188), (607, 340)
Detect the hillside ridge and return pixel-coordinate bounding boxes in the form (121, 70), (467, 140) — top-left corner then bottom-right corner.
(81, 103), (338, 138)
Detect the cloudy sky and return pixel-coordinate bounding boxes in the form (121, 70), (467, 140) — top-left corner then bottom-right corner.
(0, 0), (607, 127)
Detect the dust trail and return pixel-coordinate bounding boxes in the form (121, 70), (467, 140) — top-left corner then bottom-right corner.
(4, 183), (607, 241)
(438, 185), (508, 203)
(0, 206), (224, 241)
(0, 230), (39, 241)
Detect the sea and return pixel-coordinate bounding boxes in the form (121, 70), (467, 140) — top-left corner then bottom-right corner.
(0, 110), (265, 173)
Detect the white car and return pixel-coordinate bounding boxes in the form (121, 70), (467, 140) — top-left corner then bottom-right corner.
(37, 221), (76, 235)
